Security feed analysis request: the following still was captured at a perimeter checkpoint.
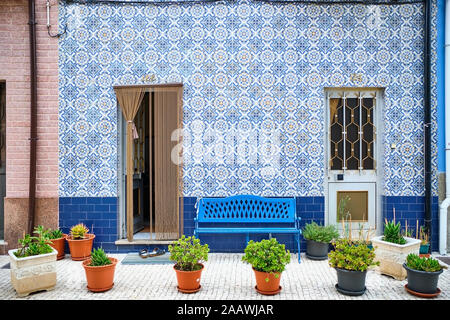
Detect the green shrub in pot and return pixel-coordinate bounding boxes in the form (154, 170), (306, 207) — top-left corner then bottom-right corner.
(14, 225), (54, 258)
(168, 235), (209, 293)
(9, 226), (58, 296)
(403, 253), (443, 296)
(383, 219), (406, 245)
(328, 239), (379, 296)
(242, 238), (291, 295)
(303, 222), (339, 260)
(169, 235), (209, 271)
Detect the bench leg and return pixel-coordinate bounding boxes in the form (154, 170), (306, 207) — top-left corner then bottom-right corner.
(297, 234), (301, 263)
(246, 233), (249, 245)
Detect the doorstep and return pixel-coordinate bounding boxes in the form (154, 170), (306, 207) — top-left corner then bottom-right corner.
(115, 239), (175, 245)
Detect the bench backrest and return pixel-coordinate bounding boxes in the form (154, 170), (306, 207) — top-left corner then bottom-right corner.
(196, 195), (296, 223)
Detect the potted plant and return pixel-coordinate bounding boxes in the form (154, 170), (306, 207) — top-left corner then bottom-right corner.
(371, 218), (421, 280)
(8, 225), (58, 296)
(241, 238), (291, 295)
(302, 222), (339, 260)
(64, 223), (95, 261)
(418, 225), (430, 258)
(168, 235), (209, 294)
(403, 253), (443, 298)
(328, 239), (379, 296)
(48, 228), (66, 260)
(82, 247), (118, 292)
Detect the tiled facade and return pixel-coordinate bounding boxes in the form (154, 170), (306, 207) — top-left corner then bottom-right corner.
(58, 1), (438, 198)
(55, 0), (444, 253)
(0, 0), (446, 253)
(56, 0), (443, 252)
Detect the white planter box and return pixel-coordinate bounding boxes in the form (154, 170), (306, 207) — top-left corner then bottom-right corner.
(371, 236), (421, 280)
(8, 248), (57, 297)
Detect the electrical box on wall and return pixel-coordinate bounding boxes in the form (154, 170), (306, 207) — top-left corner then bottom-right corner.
(335, 174), (344, 181)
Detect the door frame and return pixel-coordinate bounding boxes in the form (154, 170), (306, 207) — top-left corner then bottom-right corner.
(116, 83), (184, 241)
(323, 87), (385, 236)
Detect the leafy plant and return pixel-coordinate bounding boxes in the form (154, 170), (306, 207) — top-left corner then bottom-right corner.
(14, 225), (54, 258)
(242, 238), (291, 281)
(405, 253), (442, 272)
(89, 248), (112, 267)
(70, 223), (89, 240)
(48, 229), (64, 239)
(302, 222), (339, 243)
(328, 239), (379, 272)
(383, 219), (406, 245)
(168, 235), (209, 271)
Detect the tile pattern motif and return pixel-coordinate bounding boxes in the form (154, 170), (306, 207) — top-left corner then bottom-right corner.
(58, 0), (438, 197)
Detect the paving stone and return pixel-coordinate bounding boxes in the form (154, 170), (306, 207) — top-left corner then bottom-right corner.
(0, 253), (448, 300)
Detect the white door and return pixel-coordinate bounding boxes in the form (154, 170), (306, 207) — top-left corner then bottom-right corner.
(326, 90), (380, 238)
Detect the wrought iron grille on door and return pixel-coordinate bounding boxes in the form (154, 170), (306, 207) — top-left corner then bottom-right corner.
(328, 91), (376, 172)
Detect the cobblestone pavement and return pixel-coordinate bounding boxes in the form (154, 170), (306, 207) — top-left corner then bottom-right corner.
(0, 253), (448, 300)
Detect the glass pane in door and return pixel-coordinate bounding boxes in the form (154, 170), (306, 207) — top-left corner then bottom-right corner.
(329, 95), (375, 171)
(336, 191), (368, 223)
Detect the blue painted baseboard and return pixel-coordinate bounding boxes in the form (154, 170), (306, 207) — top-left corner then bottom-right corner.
(382, 196), (439, 251)
(59, 195), (440, 253)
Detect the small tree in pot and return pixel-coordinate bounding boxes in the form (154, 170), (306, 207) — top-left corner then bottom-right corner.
(242, 238), (291, 295)
(403, 253), (444, 298)
(82, 247), (118, 292)
(328, 239), (379, 296)
(302, 222), (339, 260)
(169, 235), (209, 293)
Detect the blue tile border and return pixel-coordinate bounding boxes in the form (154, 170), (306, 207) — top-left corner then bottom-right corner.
(59, 195), (441, 253)
(59, 197), (120, 252)
(382, 196), (439, 251)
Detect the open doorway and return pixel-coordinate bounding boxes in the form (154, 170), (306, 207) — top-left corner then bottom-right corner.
(118, 84), (183, 242)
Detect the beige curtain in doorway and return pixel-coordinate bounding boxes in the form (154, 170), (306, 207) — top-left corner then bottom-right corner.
(154, 90), (180, 240)
(114, 86), (145, 241)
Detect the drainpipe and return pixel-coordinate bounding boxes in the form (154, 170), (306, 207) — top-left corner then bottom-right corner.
(27, 0), (38, 234)
(440, 0), (450, 255)
(424, 0), (433, 252)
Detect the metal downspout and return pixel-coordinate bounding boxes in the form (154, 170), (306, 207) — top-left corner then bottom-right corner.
(424, 0), (433, 252)
(27, 0), (38, 234)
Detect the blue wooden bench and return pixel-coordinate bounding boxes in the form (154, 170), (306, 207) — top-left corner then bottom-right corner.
(194, 195), (301, 262)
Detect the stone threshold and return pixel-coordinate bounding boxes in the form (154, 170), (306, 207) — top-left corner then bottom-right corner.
(115, 239), (175, 245)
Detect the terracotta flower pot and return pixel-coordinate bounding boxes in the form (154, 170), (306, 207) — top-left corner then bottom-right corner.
(253, 268), (282, 295)
(49, 235), (66, 260)
(82, 257), (118, 293)
(65, 234), (95, 261)
(174, 263), (204, 293)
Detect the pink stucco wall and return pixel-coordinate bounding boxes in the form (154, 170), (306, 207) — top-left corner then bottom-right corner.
(0, 0), (59, 251)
